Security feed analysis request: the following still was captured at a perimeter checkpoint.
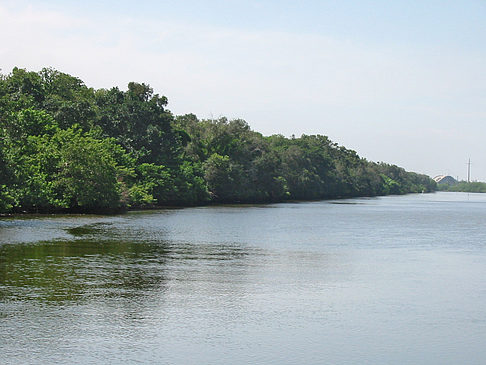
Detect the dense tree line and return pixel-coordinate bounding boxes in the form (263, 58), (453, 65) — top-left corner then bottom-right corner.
(0, 67), (436, 213)
(438, 181), (486, 193)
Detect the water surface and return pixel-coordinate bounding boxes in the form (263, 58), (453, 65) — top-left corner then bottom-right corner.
(1, 192), (486, 364)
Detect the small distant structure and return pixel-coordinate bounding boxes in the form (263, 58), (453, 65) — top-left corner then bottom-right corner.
(433, 175), (458, 185)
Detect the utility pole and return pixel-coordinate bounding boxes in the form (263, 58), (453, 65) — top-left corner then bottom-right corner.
(467, 158), (471, 183)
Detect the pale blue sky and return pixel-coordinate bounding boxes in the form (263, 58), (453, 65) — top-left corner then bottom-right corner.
(1, 0), (485, 180)
(21, 0), (486, 47)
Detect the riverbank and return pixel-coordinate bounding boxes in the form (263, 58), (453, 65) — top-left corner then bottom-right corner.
(1, 67), (436, 215)
(438, 181), (486, 193)
(0, 190), (439, 218)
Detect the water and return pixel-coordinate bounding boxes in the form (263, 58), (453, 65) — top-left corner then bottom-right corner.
(1, 192), (486, 364)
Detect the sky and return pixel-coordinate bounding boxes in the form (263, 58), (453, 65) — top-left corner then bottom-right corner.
(1, 0), (485, 180)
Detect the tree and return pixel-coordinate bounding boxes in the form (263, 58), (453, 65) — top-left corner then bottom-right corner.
(47, 128), (123, 211)
(8, 128), (125, 212)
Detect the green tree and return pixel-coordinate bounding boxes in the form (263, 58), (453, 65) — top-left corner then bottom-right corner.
(47, 128), (123, 211)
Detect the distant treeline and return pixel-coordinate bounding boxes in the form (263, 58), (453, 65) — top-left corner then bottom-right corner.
(0, 67), (436, 213)
(438, 181), (486, 193)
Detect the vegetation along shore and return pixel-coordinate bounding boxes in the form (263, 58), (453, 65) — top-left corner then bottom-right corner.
(0, 67), (436, 214)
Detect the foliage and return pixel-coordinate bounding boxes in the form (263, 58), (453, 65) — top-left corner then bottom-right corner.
(2, 127), (124, 212)
(0, 67), (437, 213)
(438, 181), (486, 193)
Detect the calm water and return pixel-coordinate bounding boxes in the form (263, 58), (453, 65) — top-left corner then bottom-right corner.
(1, 192), (486, 364)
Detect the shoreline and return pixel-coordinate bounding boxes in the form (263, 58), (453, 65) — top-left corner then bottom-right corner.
(0, 191), (437, 218)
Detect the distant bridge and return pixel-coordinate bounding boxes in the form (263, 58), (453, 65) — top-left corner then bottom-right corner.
(433, 175), (457, 185)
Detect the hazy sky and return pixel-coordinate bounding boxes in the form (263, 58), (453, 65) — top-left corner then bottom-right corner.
(1, 0), (485, 180)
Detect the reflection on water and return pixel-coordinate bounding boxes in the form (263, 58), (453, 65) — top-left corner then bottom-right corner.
(2, 192), (486, 365)
(0, 239), (170, 304)
(0, 233), (255, 305)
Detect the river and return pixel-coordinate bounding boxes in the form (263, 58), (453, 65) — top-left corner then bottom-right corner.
(1, 192), (486, 364)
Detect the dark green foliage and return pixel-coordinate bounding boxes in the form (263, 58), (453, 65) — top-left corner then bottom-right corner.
(439, 181), (486, 193)
(5, 108), (58, 139)
(40, 68), (97, 131)
(172, 161), (209, 205)
(94, 82), (179, 166)
(203, 153), (241, 201)
(2, 127), (123, 212)
(0, 67), (436, 214)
